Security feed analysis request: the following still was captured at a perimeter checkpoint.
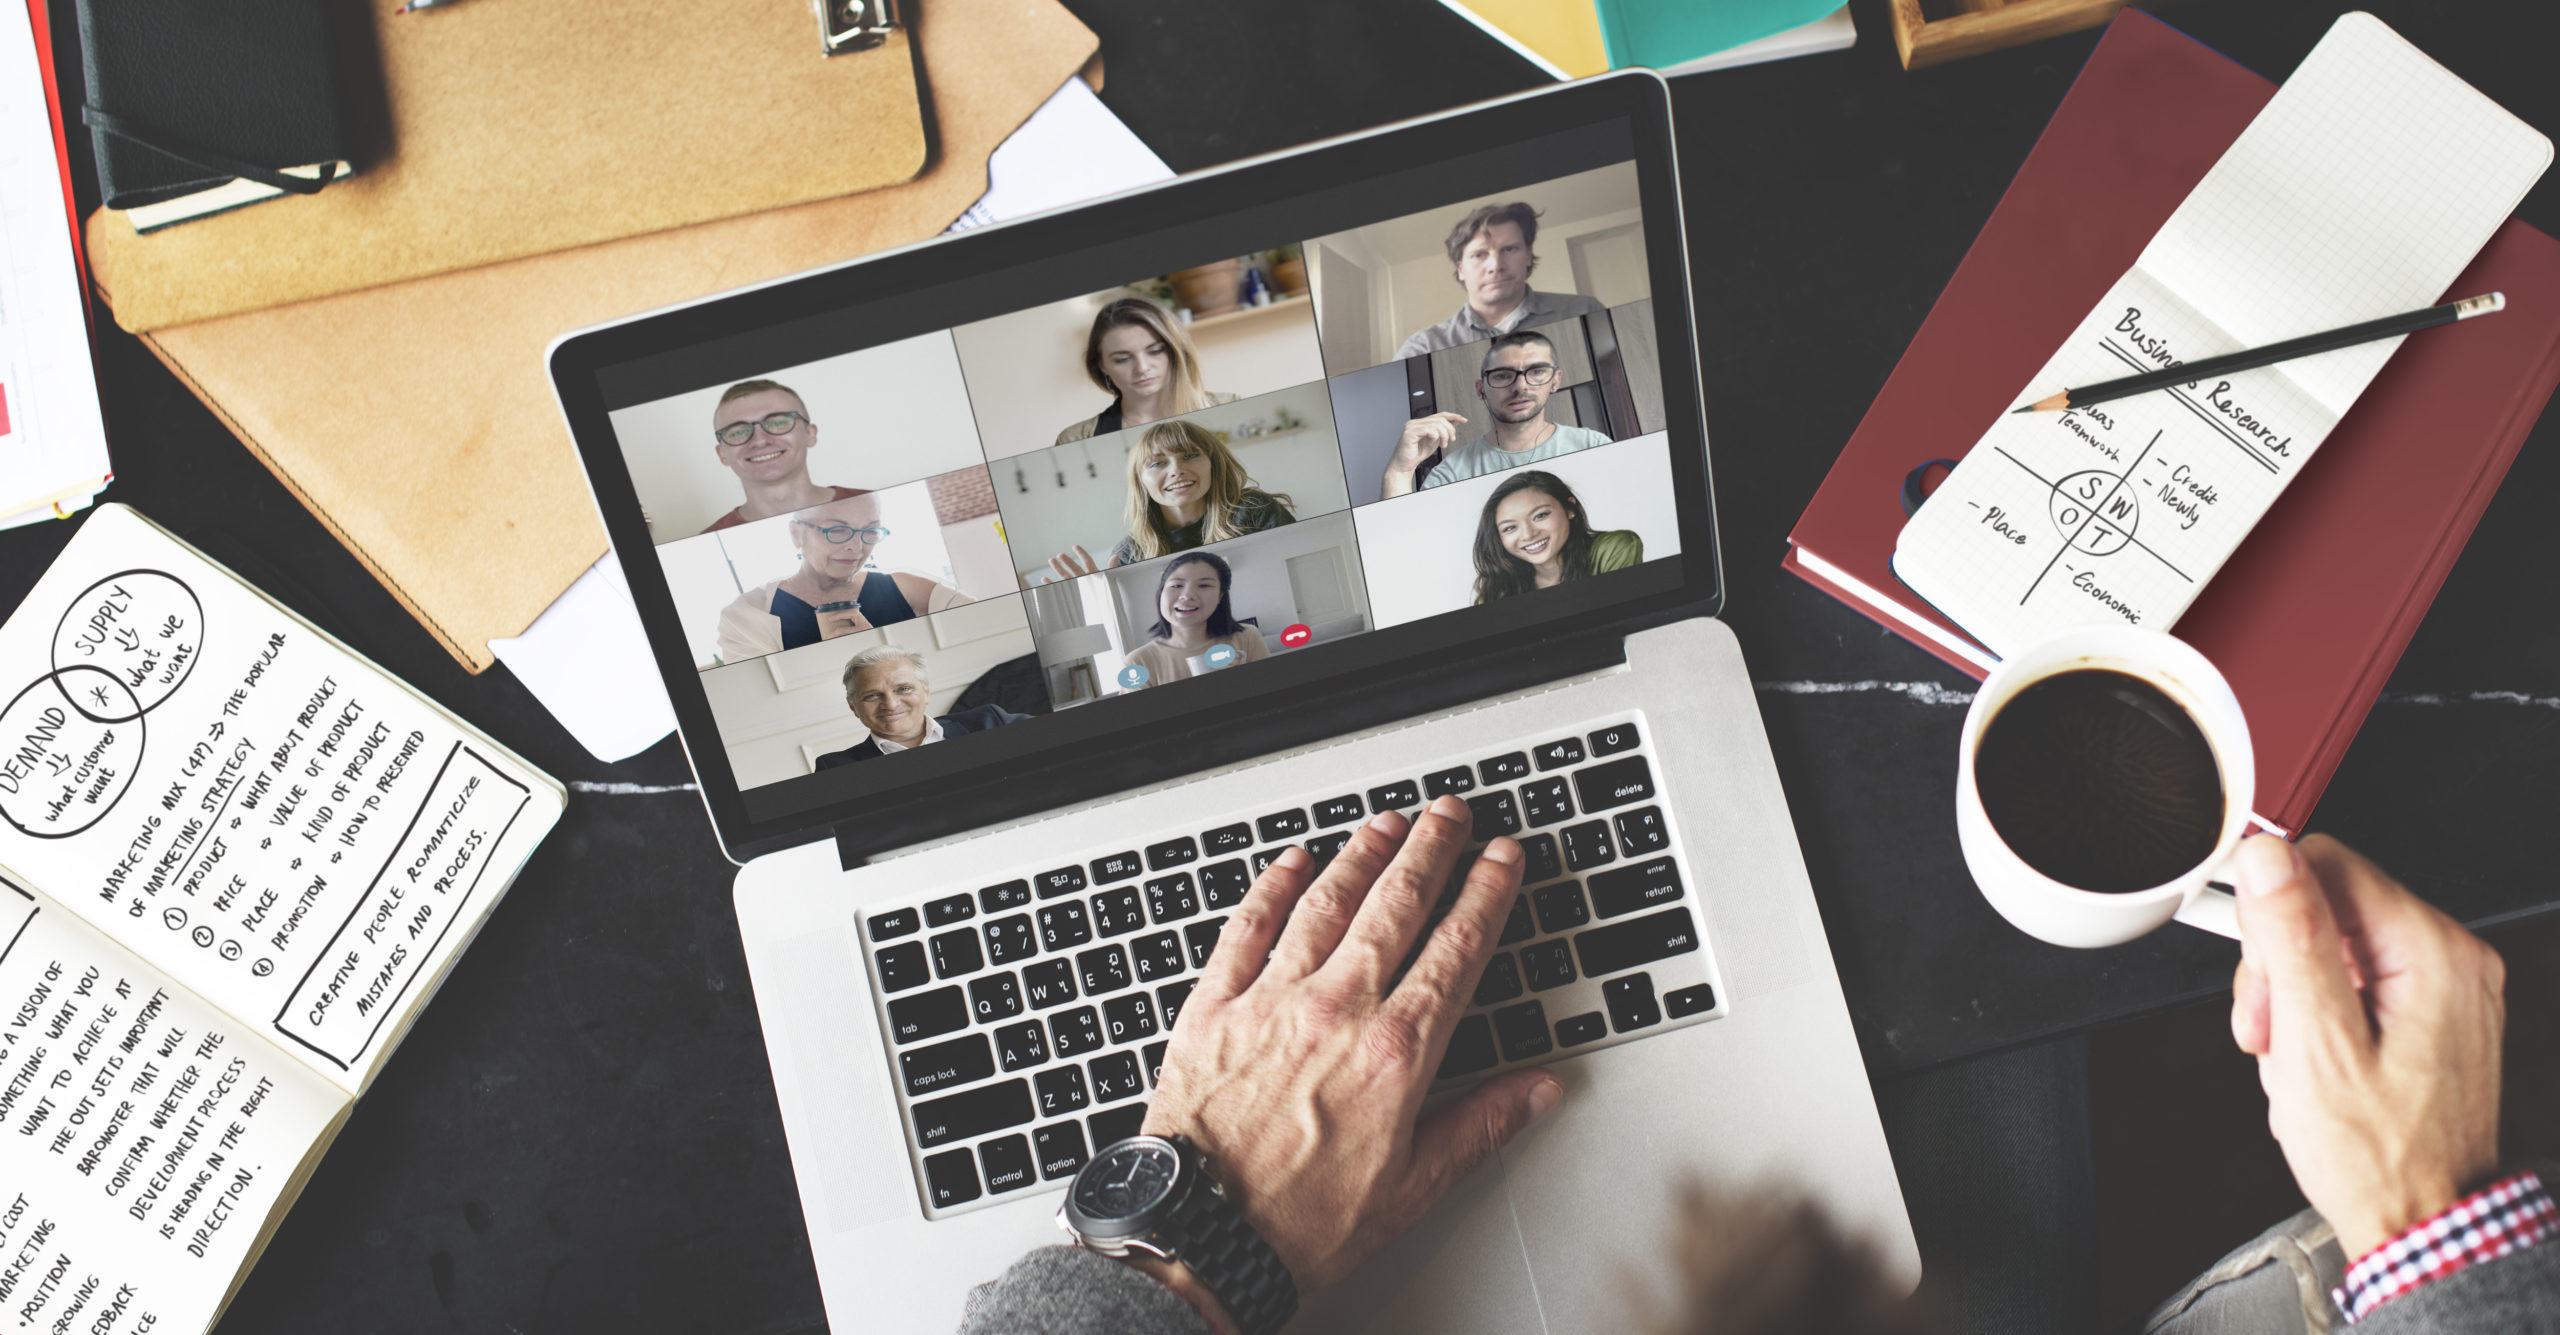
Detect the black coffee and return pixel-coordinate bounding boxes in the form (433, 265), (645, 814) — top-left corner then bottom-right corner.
(1974, 669), (2224, 894)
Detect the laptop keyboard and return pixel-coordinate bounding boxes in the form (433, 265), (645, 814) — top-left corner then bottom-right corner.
(858, 712), (1728, 1218)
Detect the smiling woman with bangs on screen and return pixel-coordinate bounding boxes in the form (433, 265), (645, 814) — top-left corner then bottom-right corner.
(1471, 469), (1643, 604)
(1055, 297), (1237, 445)
(1046, 420), (1296, 580)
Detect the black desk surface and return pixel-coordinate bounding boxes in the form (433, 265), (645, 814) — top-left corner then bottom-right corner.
(3, 1), (2554, 1328)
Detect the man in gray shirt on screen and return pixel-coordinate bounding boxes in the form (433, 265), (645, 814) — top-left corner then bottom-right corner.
(1380, 330), (1611, 499)
(1393, 201), (1605, 360)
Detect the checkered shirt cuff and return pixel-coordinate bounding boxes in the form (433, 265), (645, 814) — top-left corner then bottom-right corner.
(2334, 1171), (2557, 1322)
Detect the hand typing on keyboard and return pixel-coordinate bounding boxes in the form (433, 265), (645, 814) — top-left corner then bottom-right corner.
(1127, 795), (1565, 1326)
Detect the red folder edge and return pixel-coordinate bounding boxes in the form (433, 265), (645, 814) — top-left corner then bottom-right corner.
(1782, 9), (2560, 837)
(25, 0), (91, 321)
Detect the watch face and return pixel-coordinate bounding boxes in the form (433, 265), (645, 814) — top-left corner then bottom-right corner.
(1073, 1140), (1180, 1224)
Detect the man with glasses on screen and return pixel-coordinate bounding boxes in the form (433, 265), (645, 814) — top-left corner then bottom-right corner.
(1393, 202), (1605, 360)
(700, 379), (873, 534)
(1379, 331), (1611, 499)
(713, 493), (970, 662)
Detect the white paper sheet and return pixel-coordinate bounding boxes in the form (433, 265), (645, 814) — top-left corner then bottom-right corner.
(0, 0), (111, 523)
(0, 885), (346, 1335)
(500, 78), (1173, 762)
(0, 508), (560, 1092)
(1893, 15), (2551, 658)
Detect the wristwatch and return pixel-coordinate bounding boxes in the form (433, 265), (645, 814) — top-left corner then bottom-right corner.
(1057, 1134), (1299, 1335)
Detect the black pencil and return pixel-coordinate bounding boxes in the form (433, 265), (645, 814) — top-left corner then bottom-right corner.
(2013, 292), (2506, 414)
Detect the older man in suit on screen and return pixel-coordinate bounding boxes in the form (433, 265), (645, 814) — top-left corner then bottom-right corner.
(813, 645), (1025, 769)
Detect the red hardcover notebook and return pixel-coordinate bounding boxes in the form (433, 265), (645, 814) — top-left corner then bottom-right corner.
(1782, 8), (2560, 837)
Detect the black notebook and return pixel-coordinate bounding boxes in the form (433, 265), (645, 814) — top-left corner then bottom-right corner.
(74, 0), (352, 232)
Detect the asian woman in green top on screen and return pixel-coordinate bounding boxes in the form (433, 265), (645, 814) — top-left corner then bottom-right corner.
(1471, 469), (1642, 603)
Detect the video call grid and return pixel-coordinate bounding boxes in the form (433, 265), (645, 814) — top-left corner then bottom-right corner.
(616, 164), (1676, 787)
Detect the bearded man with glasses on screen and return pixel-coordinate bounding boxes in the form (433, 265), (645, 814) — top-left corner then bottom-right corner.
(713, 493), (972, 663)
(1379, 331), (1614, 499)
(699, 378), (873, 534)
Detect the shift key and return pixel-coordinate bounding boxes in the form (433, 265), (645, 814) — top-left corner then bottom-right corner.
(1573, 906), (1701, 978)
(911, 1078), (1035, 1148)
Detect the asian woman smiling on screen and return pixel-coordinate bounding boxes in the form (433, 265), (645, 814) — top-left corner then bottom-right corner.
(1471, 469), (1642, 604)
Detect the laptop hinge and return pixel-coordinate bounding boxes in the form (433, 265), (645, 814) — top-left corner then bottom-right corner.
(831, 625), (1633, 870)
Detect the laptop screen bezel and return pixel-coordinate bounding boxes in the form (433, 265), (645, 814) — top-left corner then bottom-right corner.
(548, 71), (1719, 864)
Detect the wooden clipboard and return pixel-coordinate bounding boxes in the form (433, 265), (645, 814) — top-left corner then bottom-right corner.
(86, 0), (933, 333)
(127, 0), (1101, 671)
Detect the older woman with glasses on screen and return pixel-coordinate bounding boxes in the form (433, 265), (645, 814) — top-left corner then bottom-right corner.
(714, 493), (973, 663)
(1055, 297), (1237, 445)
(1045, 420), (1297, 581)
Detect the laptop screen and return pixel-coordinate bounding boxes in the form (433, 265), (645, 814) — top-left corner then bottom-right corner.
(558, 79), (1713, 855)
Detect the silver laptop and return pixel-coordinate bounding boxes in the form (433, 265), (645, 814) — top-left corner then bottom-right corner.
(550, 71), (1915, 1333)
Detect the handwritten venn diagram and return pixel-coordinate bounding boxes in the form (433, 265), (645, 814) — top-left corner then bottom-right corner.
(0, 571), (204, 838)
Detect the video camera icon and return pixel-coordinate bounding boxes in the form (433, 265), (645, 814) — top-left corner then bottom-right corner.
(1201, 643), (1240, 670)
(1279, 623), (1313, 648)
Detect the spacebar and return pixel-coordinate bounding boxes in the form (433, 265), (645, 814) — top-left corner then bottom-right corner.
(1573, 907), (1701, 978)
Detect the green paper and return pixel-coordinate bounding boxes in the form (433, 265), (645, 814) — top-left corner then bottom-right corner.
(1594, 0), (1841, 68)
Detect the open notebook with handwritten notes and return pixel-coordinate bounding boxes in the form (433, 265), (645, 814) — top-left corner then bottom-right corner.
(1893, 13), (2550, 658)
(0, 506), (560, 1333)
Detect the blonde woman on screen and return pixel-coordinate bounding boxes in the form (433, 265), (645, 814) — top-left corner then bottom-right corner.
(1046, 420), (1296, 581)
(1054, 298), (1236, 444)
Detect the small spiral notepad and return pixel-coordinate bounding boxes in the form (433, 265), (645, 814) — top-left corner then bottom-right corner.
(1894, 13), (2552, 658)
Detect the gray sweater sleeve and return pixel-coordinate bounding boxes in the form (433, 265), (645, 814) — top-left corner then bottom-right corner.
(2358, 1240), (2560, 1334)
(958, 1246), (1215, 1335)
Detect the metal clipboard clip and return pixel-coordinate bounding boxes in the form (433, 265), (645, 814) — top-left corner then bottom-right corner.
(815, 0), (899, 55)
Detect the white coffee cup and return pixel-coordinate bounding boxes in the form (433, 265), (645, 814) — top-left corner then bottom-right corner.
(1955, 625), (2255, 949)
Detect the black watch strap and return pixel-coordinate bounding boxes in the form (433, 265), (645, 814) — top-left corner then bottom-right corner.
(1167, 1172), (1297, 1335)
